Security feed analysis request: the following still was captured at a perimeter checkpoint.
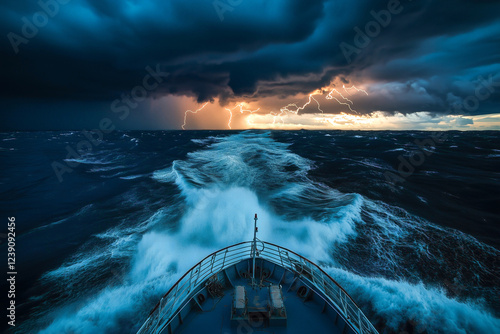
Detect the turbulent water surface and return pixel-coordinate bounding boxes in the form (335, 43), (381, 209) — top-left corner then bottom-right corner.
(0, 130), (499, 334)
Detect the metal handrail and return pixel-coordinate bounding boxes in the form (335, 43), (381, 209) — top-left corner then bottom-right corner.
(137, 241), (378, 334)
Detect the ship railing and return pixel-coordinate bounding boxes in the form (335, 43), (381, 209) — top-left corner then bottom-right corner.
(137, 241), (378, 334)
(261, 242), (378, 334)
(137, 242), (250, 334)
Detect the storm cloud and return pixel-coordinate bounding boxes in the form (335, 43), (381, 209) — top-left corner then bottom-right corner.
(1, 0), (500, 129)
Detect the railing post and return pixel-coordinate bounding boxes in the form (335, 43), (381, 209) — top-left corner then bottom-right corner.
(210, 254), (215, 273)
(222, 249), (228, 268)
(195, 264), (200, 285)
(252, 213), (258, 286)
(339, 288), (346, 315)
(188, 269), (194, 293)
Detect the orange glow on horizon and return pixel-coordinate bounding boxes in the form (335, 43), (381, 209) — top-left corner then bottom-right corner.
(181, 81), (371, 130)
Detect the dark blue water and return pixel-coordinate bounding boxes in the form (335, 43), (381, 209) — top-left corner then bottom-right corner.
(1, 130), (499, 334)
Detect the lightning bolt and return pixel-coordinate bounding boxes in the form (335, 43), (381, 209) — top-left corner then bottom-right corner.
(325, 88), (358, 113)
(270, 111), (285, 125)
(182, 102), (210, 130)
(225, 103), (260, 129)
(269, 91), (324, 126)
(280, 90), (324, 115)
(326, 88), (354, 104)
(328, 96), (358, 113)
(343, 85), (368, 96)
(181, 84), (369, 128)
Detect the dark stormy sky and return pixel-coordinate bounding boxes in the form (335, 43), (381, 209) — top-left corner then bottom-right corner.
(1, 0), (500, 130)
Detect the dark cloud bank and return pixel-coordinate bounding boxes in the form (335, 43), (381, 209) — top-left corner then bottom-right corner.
(1, 0), (500, 129)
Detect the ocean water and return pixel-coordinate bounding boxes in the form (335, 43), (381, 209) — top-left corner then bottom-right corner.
(0, 130), (499, 334)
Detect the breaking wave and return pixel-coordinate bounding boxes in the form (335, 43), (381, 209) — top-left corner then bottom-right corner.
(23, 131), (499, 334)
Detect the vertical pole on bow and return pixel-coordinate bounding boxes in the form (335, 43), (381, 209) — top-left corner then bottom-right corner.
(252, 213), (258, 285)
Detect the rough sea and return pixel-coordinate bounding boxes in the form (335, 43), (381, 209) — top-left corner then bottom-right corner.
(1, 130), (499, 334)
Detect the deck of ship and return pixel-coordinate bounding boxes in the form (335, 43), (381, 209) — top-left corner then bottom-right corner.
(137, 241), (378, 334)
(174, 258), (355, 334)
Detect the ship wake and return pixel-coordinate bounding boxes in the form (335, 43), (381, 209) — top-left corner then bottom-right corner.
(33, 131), (499, 334)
